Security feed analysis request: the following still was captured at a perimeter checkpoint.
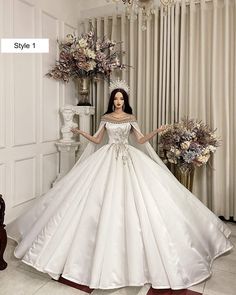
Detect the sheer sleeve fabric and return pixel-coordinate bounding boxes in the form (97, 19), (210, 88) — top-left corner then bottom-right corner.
(73, 121), (108, 167)
(129, 121), (171, 173)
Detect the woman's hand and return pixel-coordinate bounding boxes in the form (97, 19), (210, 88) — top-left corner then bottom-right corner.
(157, 125), (168, 133)
(71, 127), (80, 134)
(70, 125), (105, 144)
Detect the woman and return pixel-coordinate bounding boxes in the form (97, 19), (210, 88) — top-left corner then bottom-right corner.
(7, 79), (233, 291)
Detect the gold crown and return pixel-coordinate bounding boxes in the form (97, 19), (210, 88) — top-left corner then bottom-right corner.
(109, 78), (130, 94)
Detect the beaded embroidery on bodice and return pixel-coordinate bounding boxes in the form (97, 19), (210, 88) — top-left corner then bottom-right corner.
(101, 113), (136, 124)
(101, 114), (136, 145)
(105, 122), (131, 145)
(101, 115), (137, 164)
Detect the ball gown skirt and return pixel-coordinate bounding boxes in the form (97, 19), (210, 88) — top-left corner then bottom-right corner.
(6, 120), (233, 290)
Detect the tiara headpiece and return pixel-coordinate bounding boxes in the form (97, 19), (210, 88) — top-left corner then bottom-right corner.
(109, 78), (130, 94)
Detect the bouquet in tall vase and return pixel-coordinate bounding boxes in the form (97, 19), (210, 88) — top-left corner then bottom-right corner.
(46, 30), (127, 105)
(158, 118), (221, 192)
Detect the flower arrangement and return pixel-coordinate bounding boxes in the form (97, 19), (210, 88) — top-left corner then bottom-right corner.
(158, 118), (220, 170)
(46, 30), (126, 82)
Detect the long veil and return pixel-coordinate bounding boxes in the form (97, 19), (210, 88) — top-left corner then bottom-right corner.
(129, 122), (170, 172)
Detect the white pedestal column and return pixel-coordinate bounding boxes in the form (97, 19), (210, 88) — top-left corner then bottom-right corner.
(53, 142), (80, 184)
(74, 106), (95, 159)
(54, 105), (95, 184)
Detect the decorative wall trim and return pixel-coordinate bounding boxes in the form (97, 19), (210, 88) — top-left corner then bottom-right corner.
(12, 0), (36, 147)
(13, 156), (36, 207)
(1, 0), (79, 223)
(0, 0), (6, 150)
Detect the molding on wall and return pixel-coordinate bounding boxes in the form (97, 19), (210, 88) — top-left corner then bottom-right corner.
(0, 164), (6, 198)
(13, 156), (36, 207)
(0, 0), (6, 150)
(1, 0), (80, 223)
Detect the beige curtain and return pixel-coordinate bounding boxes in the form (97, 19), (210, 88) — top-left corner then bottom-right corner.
(81, 10), (161, 147)
(80, 0), (236, 220)
(175, 0), (236, 220)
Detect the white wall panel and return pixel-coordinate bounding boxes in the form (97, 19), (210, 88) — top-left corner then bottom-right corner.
(64, 23), (77, 36)
(13, 157), (36, 206)
(64, 23), (77, 106)
(0, 163), (6, 196)
(0, 0), (6, 149)
(42, 12), (60, 142)
(35, 0), (79, 27)
(42, 152), (58, 194)
(13, 0), (35, 36)
(13, 0), (36, 146)
(1, 0), (80, 223)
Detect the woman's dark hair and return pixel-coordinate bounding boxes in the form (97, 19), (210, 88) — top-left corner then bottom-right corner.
(104, 88), (133, 115)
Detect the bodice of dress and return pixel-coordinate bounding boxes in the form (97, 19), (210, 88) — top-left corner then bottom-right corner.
(105, 122), (131, 145)
(104, 122), (132, 164)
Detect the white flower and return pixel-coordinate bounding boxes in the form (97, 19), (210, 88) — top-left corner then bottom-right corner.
(208, 145), (217, 152)
(85, 48), (96, 59)
(202, 147), (209, 155)
(109, 40), (116, 50)
(115, 57), (120, 65)
(78, 38), (87, 48)
(180, 141), (191, 150)
(202, 145), (216, 155)
(175, 150), (181, 157)
(87, 61), (96, 71)
(170, 147), (181, 157)
(65, 34), (74, 44)
(168, 158), (177, 164)
(196, 154), (210, 164)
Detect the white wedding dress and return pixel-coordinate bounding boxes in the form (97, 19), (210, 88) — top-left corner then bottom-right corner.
(7, 116), (233, 290)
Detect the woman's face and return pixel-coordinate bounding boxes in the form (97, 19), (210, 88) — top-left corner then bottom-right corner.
(113, 91), (124, 110)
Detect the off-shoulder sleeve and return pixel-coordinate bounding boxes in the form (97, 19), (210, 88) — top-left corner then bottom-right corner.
(101, 114), (136, 123)
(100, 115), (107, 121)
(130, 114), (137, 121)
(129, 121), (171, 173)
(73, 120), (108, 167)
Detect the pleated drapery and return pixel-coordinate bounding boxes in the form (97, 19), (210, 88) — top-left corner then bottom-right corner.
(80, 0), (236, 220)
(176, 0), (236, 220)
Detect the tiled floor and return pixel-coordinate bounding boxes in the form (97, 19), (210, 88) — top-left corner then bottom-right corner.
(0, 222), (235, 295)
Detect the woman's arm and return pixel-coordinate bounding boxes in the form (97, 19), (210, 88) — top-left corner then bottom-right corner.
(132, 125), (166, 144)
(71, 126), (105, 144)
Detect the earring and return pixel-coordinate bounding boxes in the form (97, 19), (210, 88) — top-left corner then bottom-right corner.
(122, 104), (125, 111)
(112, 105), (115, 111)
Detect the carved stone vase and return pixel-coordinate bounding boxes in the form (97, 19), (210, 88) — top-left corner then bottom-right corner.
(169, 164), (195, 192)
(174, 165), (195, 192)
(76, 77), (92, 106)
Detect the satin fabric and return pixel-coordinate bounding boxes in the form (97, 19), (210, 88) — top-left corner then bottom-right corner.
(6, 120), (233, 290)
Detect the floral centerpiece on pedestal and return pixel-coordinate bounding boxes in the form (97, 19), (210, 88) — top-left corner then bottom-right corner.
(46, 30), (127, 105)
(158, 118), (220, 191)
